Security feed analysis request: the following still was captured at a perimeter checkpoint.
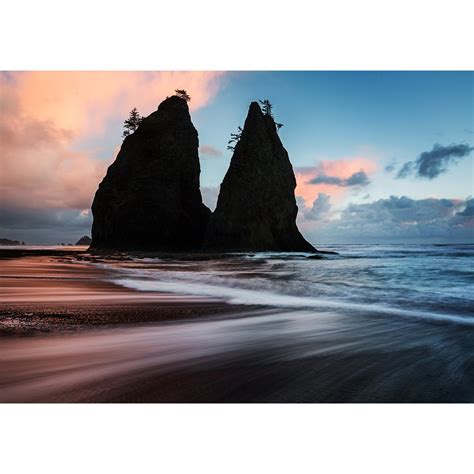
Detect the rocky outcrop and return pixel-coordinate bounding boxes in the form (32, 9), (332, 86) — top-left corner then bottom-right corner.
(0, 238), (23, 246)
(91, 96), (210, 251)
(204, 102), (316, 252)
(75, 235), (92, 246)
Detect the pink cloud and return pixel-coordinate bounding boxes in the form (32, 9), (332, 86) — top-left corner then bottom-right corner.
(0, 114), (106, 209)
(0, 72), (225, 211)
(295, 157), (377, 207)
(3, 71), (225, 135)
(199, 144), (223, 158)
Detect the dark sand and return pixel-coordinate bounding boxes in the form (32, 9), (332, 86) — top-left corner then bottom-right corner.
(0, 249), (238, 336)
(1, 249), (473, 403)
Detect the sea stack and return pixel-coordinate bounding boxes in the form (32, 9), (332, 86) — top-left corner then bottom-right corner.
(204, 102), (316, 252)
(91, 96), (210, 251)
(75, 235), (92, 246)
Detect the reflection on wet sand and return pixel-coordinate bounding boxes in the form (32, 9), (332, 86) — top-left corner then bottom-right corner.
(1, 247), (473, 402)
(1, 308), (474, 402)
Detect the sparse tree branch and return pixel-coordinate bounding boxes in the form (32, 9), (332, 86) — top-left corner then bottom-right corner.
(227, 126), (243, 151)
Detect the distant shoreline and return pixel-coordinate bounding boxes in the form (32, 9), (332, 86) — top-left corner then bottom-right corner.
(0, 247), (336, 262)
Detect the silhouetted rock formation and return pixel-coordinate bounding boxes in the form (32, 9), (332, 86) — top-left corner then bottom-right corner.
(0, 238), (22, 246)
(91, 96), (210, 251)
(204, 102), (316, 252)
(75, 235), (92, 246)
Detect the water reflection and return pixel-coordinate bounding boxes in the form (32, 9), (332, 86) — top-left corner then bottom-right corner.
(1, 308), (473, 402)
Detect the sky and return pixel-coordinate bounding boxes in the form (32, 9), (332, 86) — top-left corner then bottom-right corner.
(0, 71), (473, 245)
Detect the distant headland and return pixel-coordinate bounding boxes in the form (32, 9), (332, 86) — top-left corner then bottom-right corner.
(75, 235), (92, 246)
(0, 238), (26, 246)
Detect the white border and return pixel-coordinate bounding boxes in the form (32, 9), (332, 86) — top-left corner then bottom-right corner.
(1, 0), (473, 70)
(1, 404), (473, 473)
(1, 1), (473, 472)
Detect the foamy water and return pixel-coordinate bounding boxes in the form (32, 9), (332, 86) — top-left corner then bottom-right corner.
(97, 244), (474, 327)
(1, 243), (473, 402)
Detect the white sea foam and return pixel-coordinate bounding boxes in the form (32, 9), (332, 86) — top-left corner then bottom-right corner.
(113, 276), (474, 327)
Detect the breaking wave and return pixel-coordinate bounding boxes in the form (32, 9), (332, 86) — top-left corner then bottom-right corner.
(114, 275), (474, 326)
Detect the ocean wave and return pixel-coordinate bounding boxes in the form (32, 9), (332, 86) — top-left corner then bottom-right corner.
(112, 276), (474, 327)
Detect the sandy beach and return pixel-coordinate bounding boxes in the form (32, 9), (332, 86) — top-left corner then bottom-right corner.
(0, 249), (238, 336)
(1, 247), (473, 403)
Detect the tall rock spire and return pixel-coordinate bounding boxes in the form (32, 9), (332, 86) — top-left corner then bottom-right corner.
(204, 102), (316, 252)
(91, 95), (210, 250)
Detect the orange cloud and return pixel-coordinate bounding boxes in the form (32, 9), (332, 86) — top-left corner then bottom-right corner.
(199, 144), (223, 158)
(295, 157), (377, 207)
(0, 115), (107, 209)
(3, 71), (225, 135)
(0, 71), (225, 211)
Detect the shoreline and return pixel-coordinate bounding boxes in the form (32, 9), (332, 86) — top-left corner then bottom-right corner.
(0, 246), (336, 262)
(0, 250), (246, 337)
(1, 247), (473, 402)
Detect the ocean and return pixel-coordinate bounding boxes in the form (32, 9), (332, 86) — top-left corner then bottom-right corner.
(102, 243), (474, 327)
(1, 243), (473, 402)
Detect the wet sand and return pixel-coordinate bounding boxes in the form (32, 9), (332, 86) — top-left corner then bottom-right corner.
(1, 249), (473, 403)
(0, 250), (238, 336)
(2, 305), (473, 403)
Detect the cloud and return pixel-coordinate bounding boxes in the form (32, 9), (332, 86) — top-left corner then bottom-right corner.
(346, 170), (370, 186)
(0, 112), (107, 210)
(456, 197), (474, 217)
(309, 170), (370, 187)
(299, 195), (474, 243)
(0, 71), (225, 242)
(384, 159), (397, 173)
(301, 193), (332, 220)
(295, 157), (376, 206)
(199, 144), (223, 158)
(397, 143), (473, 179)
(308, 175), (343, 186)
(1, 71), (225, 136)
(0, 206), (93, 245)
(0, 206), (92, 230)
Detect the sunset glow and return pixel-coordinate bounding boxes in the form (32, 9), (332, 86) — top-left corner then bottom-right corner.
(1, 71), (472, 244)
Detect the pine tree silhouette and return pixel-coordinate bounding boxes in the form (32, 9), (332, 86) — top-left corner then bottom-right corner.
(175, 89), (191, 101)
(122, 108), (143, 138)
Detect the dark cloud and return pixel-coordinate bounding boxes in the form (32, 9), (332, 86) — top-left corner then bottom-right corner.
(0, 206), (92, 245)
(299, 196), (474, 243)
(456, 197), (474, 217)
(346, 171), (370, 186)
(310, 175), (343, 185)
(302, 193), (332, 220)
(397, 161), (414, 178)
(397, 143), (473, 179)
(309, 170), (370, 187)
